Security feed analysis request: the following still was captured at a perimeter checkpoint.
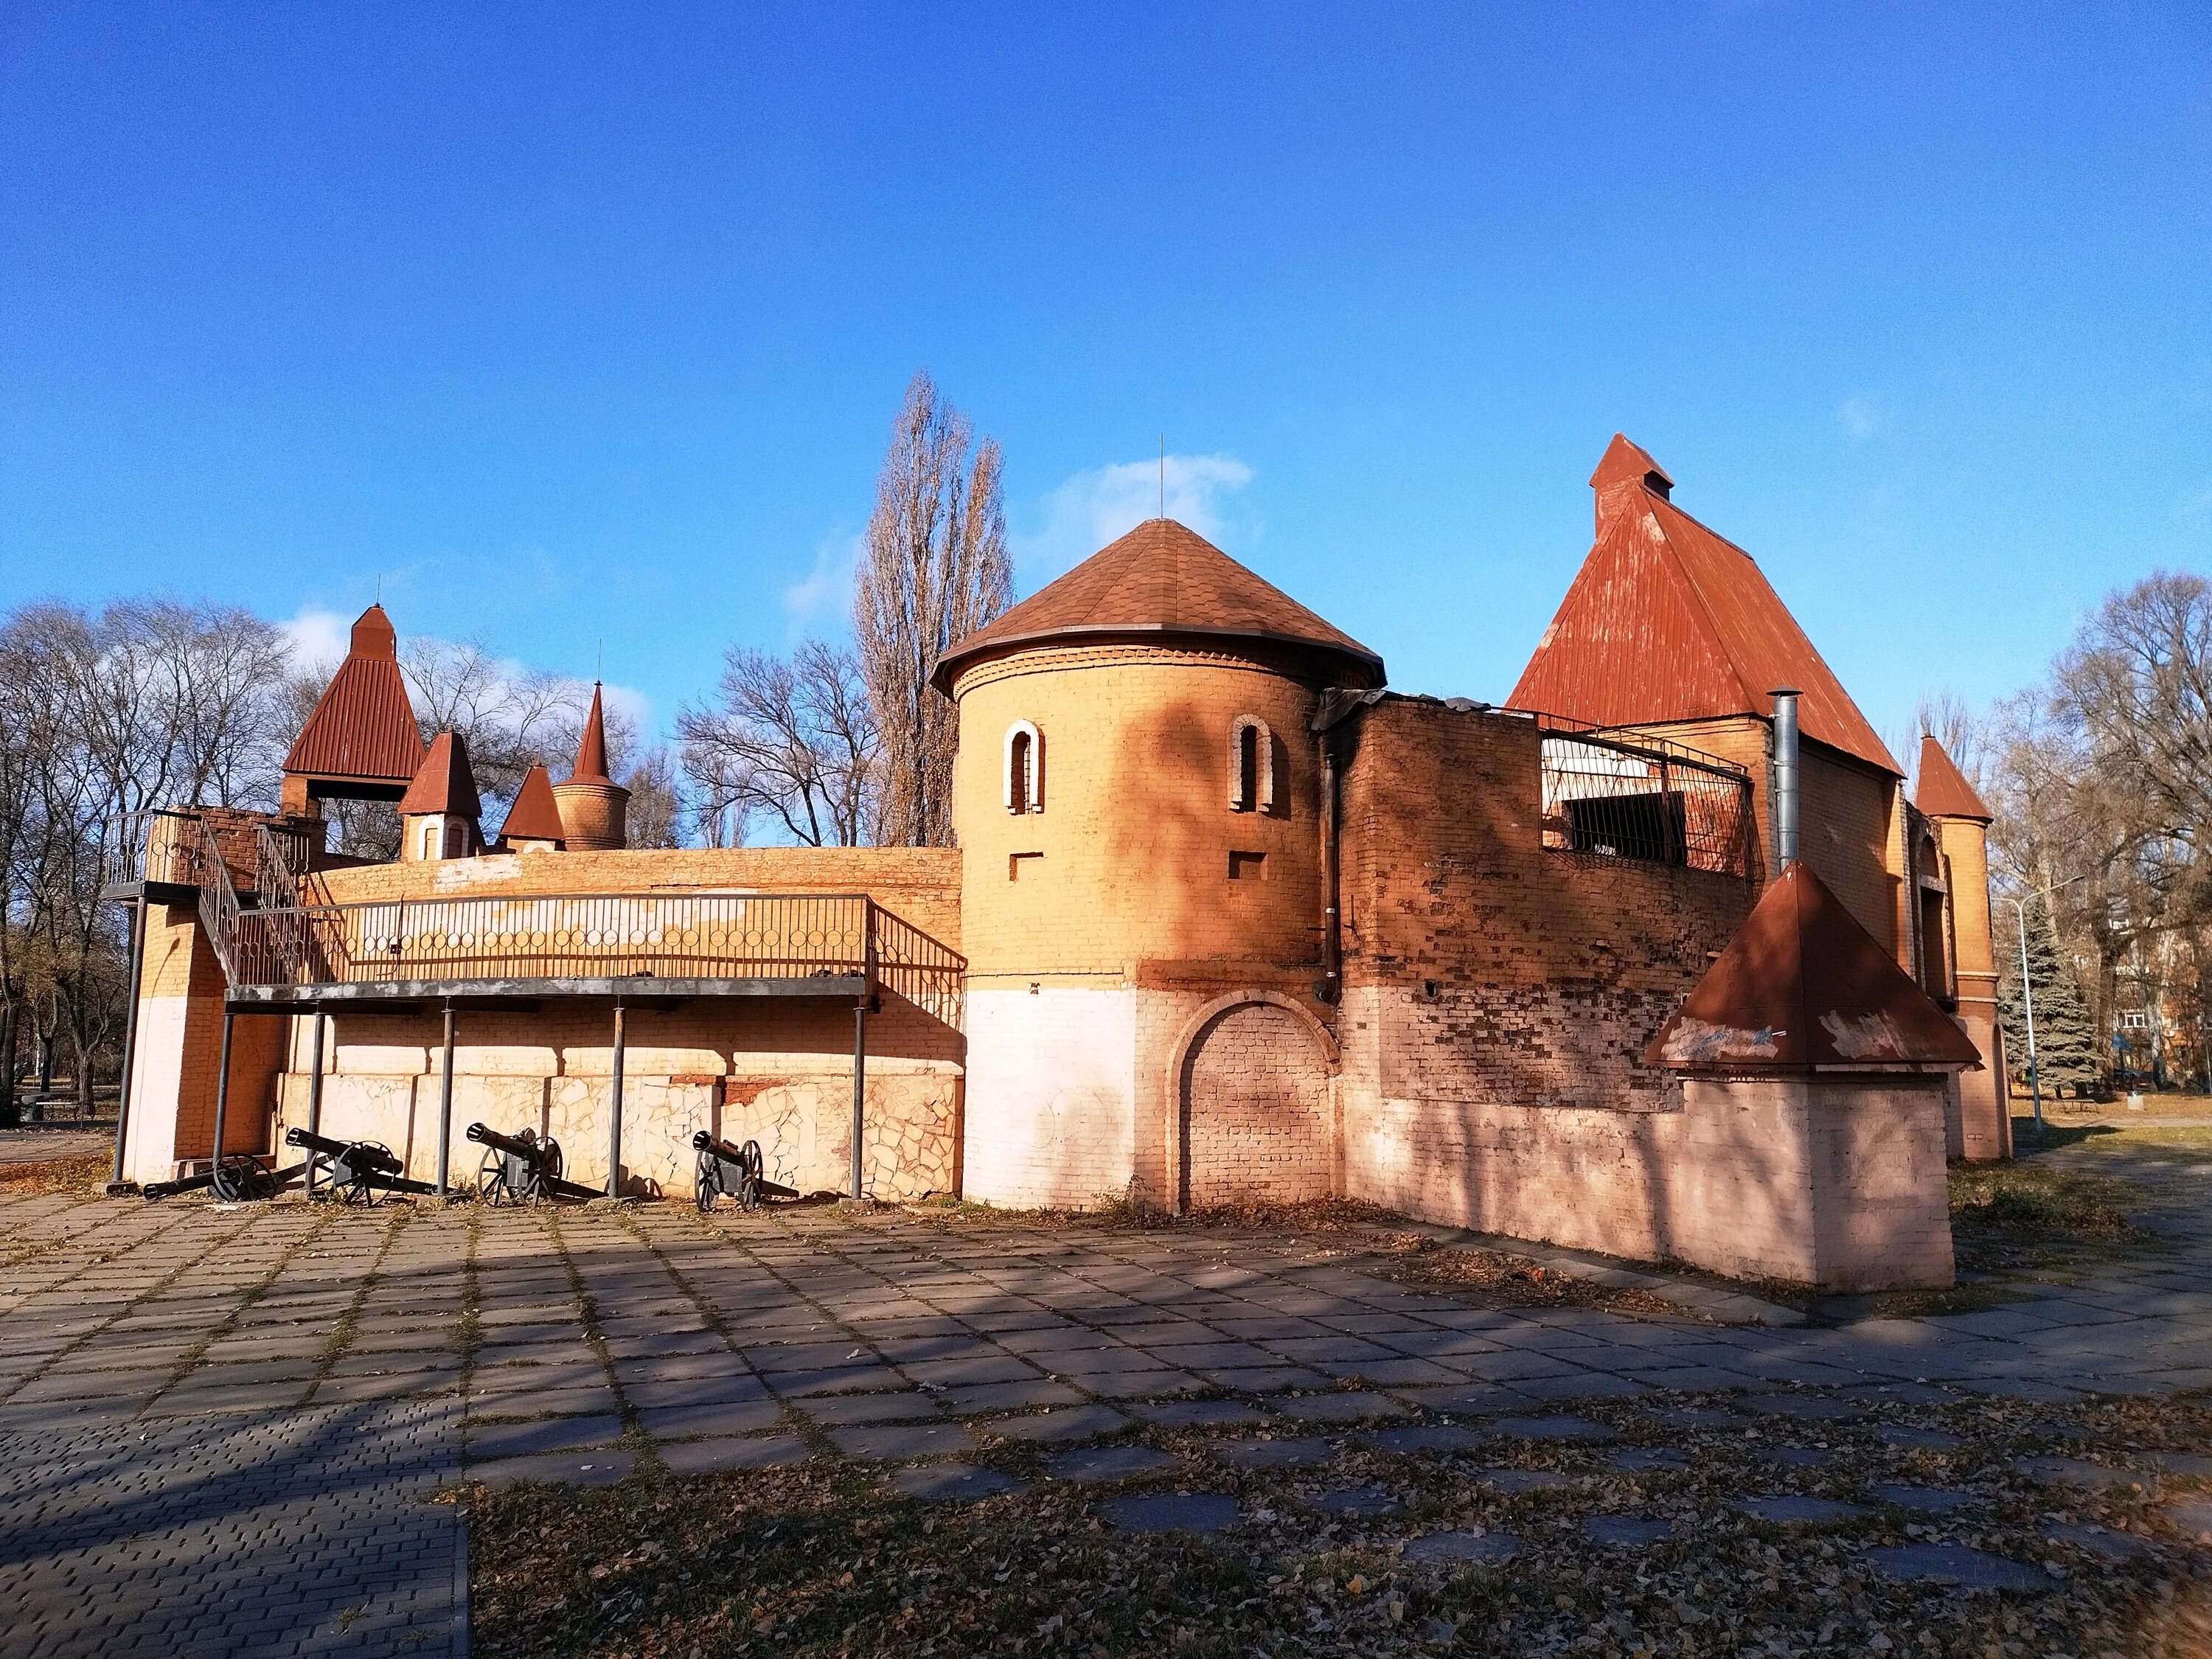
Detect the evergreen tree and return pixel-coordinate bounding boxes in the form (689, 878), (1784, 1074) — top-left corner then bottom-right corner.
(1997, 897), (2104, 1096)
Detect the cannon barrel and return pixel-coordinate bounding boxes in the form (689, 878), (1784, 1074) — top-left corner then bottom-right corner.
(283, 1127), (401, 1175)
(692, 1129), (751, 1161)
(465, 1121), (551, 1163)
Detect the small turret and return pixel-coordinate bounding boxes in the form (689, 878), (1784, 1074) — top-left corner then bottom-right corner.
(398, 730), (484, 862)
(498, 764), (566, 853)
(552, 683), (628, 851)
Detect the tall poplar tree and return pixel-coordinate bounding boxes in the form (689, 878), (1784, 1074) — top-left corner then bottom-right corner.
(853, 372), (1012, 848)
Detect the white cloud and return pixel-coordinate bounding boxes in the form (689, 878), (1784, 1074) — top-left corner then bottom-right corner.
(1835, 396), (1883, 443)
(783, 532), (863, 631)
(278, 608), (349, 674)
(1014, 453), (1257, 581)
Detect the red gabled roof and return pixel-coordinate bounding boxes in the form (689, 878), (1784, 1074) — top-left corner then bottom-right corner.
(397, 729), (481, 819)
(1643, 861), (1981, 1071)
(930, 518), (1384, 692)
(282, 605), (427, 785)
(499, 764), (566, 844)
(1509, 438), (1901, 776)
(1915, 734), (1992, 822)
(566, 682), (614, 785)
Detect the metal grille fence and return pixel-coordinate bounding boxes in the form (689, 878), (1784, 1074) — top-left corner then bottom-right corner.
(1538, 730), (1753, 877)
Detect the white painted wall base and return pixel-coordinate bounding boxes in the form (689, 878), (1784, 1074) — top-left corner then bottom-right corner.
(961, 986), (1137, 1208)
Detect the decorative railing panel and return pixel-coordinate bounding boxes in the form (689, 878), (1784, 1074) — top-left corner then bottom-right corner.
(102, 807), (212, 893)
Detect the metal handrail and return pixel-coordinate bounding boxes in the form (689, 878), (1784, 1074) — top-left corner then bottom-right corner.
(101, 807), (208, 892)
(194, 815), (246, 983)
(227, 888), (967, 1029)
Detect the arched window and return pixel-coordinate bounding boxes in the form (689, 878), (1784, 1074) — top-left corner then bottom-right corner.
(443, 821), (467, 859)
(1228, 716), (1275, 813)
(420, 823), (439, 861)
(1003, 720), (1043, 814)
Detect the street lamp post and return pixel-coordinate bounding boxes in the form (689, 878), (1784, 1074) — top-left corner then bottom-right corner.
(2007, 874), (2087, 1141)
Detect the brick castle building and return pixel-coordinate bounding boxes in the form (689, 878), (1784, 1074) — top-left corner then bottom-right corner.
(105, 438), (2000, 1290)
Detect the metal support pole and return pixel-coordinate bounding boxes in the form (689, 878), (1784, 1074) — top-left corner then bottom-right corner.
(437, 1001), (456, 1196)
(849, 998), (867, 1201)
(209, 1008), (235, 1174)
(606, 1003), (627, 1198)
(304, 1013), (326, 1194)
(108, 897), (150, 1186)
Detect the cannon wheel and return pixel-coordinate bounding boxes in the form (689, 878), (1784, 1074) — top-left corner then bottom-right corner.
(694, 1147), (722, 1213)
(538, 1137), (563, 1201)
(478, 1148), (512, 1206)
(736, 1141), (764, 1211)
(340, 1144), (399, 1207)
(209, 1154), (274, 1203)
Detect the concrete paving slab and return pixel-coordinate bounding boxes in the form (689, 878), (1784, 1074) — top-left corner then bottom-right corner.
(1099, 1492), (1240, 1533)
(1863, 1544), (2051, 1589)
(1403, 1529), (1519, 1565)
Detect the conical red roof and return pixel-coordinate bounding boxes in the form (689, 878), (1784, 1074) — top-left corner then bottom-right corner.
(499, 764), (566, 844)
(397, 729), (481, 819)
(1644, 861), (1982, 1071)
(930, 518), (1384, 692)
(1915, 734), (1992, 822)
(566, 683), (613, 785)
(282, 604), (426, 787)
(1510, 439), (1900, 776)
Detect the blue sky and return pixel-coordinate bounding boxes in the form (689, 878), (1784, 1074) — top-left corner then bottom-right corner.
(4, 3), (2208, 754)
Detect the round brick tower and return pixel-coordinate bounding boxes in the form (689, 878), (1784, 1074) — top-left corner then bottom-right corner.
(553, 681), (629, 852)
(934, 518), (1382, 1210)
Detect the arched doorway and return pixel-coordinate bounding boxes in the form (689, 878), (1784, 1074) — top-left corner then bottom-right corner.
(1177, 996), (1332, 1210)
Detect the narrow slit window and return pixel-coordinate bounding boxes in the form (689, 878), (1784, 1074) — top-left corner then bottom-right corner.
(1003, 720), (1043, 814)
(1228, 716), (1275, 813)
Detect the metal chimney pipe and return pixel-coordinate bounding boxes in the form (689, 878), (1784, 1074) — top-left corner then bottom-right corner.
(1770, 687), (1802, 868)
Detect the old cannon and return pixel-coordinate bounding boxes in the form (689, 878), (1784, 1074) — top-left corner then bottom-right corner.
(282, 1127), (438, 1206)
(467, 1121), (600, 1205)
(692, 1131), (798, 1212)
(143, 1151), (308, 1203)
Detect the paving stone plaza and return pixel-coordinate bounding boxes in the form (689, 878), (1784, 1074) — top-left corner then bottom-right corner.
(2, 1134), (2209, 1657)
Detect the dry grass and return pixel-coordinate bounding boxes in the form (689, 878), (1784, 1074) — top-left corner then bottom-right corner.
(464, 1388), (2212, 1659)
(1947, 1159), (2153, 1276)
(0, 1155), (108, 1196)
(1378, 1245), (1713, 1322)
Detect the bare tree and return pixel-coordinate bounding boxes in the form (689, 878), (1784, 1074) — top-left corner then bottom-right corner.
(622, 745), (685, 850)
(853, 372), (1012, 846)
(678, 641), (877, 846)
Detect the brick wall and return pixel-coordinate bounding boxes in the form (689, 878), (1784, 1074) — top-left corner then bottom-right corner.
(1179, 1001), (1331, 1207)
(1609, 715), (1905, 961)
(1339, 700), (1752, 1115)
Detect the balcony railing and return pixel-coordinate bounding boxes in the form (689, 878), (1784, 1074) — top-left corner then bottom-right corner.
(1536, 729), (1755, 878)
(229, 890), (966, 1029)
(101, 807), (215, 894)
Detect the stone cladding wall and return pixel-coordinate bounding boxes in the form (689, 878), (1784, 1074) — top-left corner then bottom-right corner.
(274, 995), (960, 1200)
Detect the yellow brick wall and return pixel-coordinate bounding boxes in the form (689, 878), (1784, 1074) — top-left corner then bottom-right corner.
(950, 641), (1331, 986)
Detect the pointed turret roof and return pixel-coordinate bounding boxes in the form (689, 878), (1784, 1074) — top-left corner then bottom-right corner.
(397, 729), (481, 819)
(1509, 438), (1900, 776)
(498, 764), (566, 844)
(1915, 734), (1992, 822)
(930, 518), (1384, 692)
(566, 683), (613, 785)
(281, 604), (427, 789)
(1644, 861), (1981, 1071)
